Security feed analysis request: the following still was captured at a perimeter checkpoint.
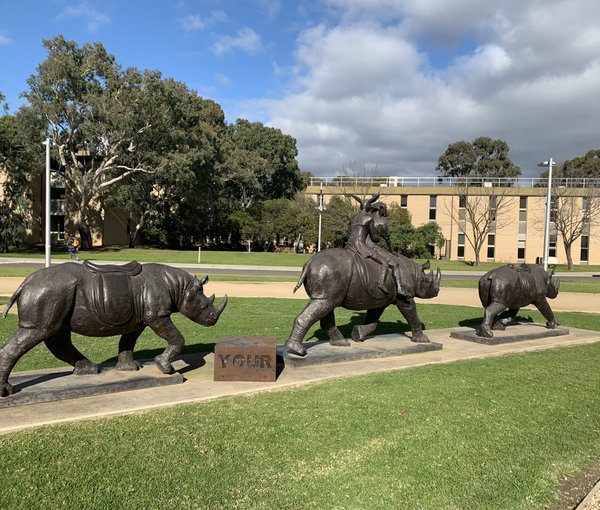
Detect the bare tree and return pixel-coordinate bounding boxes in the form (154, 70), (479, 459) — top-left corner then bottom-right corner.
(335, 161), (381, 200)
(549, 185), (600, 269)
(444, 184), (514, 265)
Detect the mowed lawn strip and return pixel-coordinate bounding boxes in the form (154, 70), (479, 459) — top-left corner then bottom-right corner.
(1, 343), (600, 509)
(0, 268), (597, 291)
(3, 248), (600, 272)
(1, 299), (599, 373)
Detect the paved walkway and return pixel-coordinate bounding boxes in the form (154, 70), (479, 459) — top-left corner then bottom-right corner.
(0, 326), (598, 434)
(2, 278), (599, 313)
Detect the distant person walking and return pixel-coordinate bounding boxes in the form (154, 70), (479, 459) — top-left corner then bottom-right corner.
(67, 235), (79, 261)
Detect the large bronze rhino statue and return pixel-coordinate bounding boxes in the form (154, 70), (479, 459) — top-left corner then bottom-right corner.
(0, 261), (227, 397)
(477, 263), (560, 338)
(285, 252), (441, 356)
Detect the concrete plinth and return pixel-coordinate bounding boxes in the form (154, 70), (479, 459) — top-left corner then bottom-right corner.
(0, 362), (184, 408)
(278, 334), (443, 368)
(450, 323), (570, 345)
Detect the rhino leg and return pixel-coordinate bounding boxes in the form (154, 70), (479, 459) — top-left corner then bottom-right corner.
(535, 299), (559, 329)
(494, 308), (520, 330)
(477, 301), (506, 338)
(45, 329), (100, 375)
(285, 299), (335, 356)
(396, 298), (430, 343)
(116, 328), (145, 371)
(352, 307), (385, 342)
(0, 327), (52, 397)
(320, 311), (349, 347)
(148, 317), (185, 374)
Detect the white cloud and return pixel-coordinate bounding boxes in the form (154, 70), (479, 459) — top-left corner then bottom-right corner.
(213, 27), (263, 56)
(58, 1), (110, 32)
(216, 73), (232, 86)
(248, 0), (600, 176)
(0, 31), (12, 45)
(179, 11), (228, 32)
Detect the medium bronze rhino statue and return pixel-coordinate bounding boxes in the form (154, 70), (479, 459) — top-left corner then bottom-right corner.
(0, 261), (227, 397)
(477, 263), (560, 338)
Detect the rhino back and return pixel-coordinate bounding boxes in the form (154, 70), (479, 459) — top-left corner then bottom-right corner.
(304, 248), (353, 299)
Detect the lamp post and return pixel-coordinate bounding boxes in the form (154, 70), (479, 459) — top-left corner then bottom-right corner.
(316, 185), (326, 252)
(538, 158), (555, 271)
(43, 137), (52, 268)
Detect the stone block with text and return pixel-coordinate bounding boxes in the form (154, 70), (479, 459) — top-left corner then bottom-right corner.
(214, 336), (277, 382)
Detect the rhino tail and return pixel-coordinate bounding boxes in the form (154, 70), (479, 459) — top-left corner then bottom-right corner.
(293, 263), (310, 294)
(3, 282), (24, 319)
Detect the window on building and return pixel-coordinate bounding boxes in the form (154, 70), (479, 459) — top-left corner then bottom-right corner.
(457, 233), (465, 258)
(550, 197), (558, 223)
(487, 233), (495, 259)
(400, 194), (407, 208)
(581, 235), (589, 262)
(459, 195), (466, 208)
(583, 196), (591, 222)
(549, 234), (557, 258)
(519, 210), (527, 221)
(519, 196), (527, 209)
(429, 195), (437, 220)
(517, 247), (525, 260)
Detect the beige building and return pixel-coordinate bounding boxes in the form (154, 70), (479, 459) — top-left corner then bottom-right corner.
(306, 176), (600, 266)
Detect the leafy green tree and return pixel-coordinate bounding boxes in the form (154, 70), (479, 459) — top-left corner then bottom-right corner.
(555, 150), (600, 179)
(221, 119), (303, 208)
(437, 137), (520, 178)
(321, 195), (354, 247)
(0, 99), (35, 253)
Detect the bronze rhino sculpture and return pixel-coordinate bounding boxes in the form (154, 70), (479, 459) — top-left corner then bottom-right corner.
(0, 261), (227, 397)
(477, 263), (560, 338)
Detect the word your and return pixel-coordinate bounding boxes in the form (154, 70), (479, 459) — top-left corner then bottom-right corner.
(218, 354), (273, 369)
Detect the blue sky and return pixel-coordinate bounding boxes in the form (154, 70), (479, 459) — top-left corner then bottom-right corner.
(1, 1), (600, 176)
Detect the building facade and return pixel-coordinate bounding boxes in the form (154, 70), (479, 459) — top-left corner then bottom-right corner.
(305, 176), (600, 265)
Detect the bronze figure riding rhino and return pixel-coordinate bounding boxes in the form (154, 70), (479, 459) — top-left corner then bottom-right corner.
(477, 263), (560, 338)
(0, 261), (227, 397)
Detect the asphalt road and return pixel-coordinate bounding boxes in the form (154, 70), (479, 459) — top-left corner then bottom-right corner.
(1, 259), (598, 281)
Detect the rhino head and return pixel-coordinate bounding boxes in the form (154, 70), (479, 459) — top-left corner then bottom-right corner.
(180, 275), (228, 326)
(414, 260), (442, 299)
(545, 268), (560, 299)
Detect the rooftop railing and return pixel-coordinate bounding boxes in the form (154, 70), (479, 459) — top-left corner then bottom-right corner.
(308, 176), (600, 188)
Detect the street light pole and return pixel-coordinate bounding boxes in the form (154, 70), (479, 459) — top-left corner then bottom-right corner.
(316, 185), (325, 252)
(43, 137), (52, 268)
(540, 158), (555, 272)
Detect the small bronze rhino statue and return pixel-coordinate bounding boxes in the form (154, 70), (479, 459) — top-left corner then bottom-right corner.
(477, 263), (560, 338)
(0, 261), (227, 397)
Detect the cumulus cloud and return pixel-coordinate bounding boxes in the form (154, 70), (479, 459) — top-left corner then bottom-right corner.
(58, 1), (110, 32)
(254, 0), (600, 176)
(213, 27), (263, 56)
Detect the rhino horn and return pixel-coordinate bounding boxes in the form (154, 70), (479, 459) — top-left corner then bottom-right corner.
(199, 275), (209, 286)
(421, 260), (430, 271)
(435, 268), (442, 284)
(207, 293), (215, 305)
(216, 295), (228, 317)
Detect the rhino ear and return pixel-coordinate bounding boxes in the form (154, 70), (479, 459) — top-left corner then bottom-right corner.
(421, 260), (430, 271)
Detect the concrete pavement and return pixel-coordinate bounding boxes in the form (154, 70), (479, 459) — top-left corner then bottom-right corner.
(2, 278), (599, 313)
(0, 325), (598, 434)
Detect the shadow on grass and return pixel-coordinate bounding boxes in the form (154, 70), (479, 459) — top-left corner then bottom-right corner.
(458, 314), (535, 329)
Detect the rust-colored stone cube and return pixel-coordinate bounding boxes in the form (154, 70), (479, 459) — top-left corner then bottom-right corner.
(213, 336), (277, 382)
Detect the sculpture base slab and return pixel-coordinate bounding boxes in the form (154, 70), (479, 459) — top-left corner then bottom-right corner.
(278, 334), (442, 368)
(0, 362), (184, 408)
(450, 323), (570, 345)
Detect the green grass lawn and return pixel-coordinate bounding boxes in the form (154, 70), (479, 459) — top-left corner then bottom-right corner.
(2, 299), (599, 373)
(3, 247), (600, 272)
(1, 341), (600, 509)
